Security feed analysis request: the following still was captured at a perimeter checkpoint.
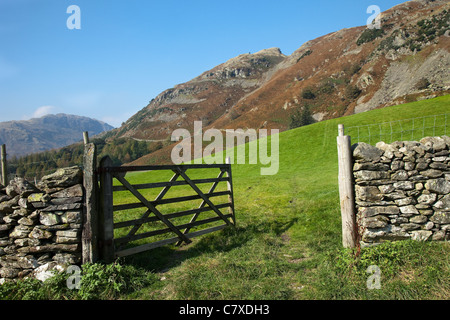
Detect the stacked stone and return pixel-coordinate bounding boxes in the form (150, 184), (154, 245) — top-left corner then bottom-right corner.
(353, 136), (450, 247)
(0, 167), (83, 282)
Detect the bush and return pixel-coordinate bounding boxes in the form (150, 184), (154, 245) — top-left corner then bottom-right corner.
(301, 88), (316, 100)
(416, 78), (431, 90)
(296, 49), (312, 63)
(357, 28), (385, 46)
(289, 106), (315, 129)
(345, 85), (362, 100)
(0, 262), (158, 300)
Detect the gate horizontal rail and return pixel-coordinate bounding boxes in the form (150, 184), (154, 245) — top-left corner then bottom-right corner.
(98, 156), (236, 262)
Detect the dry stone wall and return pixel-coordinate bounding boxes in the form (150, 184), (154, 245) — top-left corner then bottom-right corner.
(353, 136), (450, 247)
(0, 166), (84, 282)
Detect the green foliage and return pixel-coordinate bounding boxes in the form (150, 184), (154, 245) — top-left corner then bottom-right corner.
(345, 85), (362, 100)
(296, 49), (312, 63)
(317, 80), (336, 95)
(8, 137), (155, 180)
(301, 88), (316, 100)
(377, 10), (450, 54)
(0, 278), (46, 300)
(0, 262), (158, 300)
(357, 28), (385, 46)
(305, 240), (449, 300)
(2, 95), (449, 300)
(289, 106), (315, 129)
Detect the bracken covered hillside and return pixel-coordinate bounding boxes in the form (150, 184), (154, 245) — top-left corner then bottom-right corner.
(110, 0), (449, 165)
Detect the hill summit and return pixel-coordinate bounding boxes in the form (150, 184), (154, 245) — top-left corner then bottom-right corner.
(0, 113), (114, 156)
(96, 0), (450, 165)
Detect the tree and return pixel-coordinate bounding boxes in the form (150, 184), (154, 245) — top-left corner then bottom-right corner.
(289, 105), (315, 129)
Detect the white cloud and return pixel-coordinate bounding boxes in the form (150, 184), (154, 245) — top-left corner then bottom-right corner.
(32, 106), (56, 118)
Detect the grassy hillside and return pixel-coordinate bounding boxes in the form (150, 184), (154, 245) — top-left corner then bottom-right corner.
(2, 95), (449, 300)
(108, 94), (450, 300)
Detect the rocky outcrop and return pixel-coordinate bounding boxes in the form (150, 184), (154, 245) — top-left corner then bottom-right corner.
(108, 0), (449, 167)
(0, 166), (83, 283)
(353, 136), (450, 246)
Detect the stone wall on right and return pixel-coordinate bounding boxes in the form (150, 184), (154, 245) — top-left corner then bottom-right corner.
(353, 136), (450, 247)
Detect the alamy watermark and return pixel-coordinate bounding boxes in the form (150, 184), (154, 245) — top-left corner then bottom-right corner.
(66, 5), (81, 30)
(171, 121), (279, 175)
(66, 265), (81, 289)
(366, 265), (381, 290)
(367, 5), (381, 30)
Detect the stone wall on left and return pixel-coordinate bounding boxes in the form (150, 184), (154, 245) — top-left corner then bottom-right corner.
(0, 166), (84, 283)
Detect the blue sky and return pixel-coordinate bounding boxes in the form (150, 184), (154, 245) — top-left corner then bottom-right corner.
(0, 0), (406, 127)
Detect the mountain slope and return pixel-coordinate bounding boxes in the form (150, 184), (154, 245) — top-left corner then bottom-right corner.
(110, 0), (450, 165)
(116, 47), (286, 140)
(0, 114), (114, 156)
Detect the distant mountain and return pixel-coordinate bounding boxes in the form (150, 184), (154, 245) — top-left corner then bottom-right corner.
(0, 113), (114, 156)
(107, 0), (449, 166)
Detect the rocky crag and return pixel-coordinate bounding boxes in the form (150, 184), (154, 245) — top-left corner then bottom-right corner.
(111, 0), (449, 165)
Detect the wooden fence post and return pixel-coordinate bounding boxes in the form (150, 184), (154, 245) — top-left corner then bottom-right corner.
(337, 124), (357, 248)
(83, 131), (89, 145)
(225, 157), (236, 226)
(1, 144), (7, 186)
(82, 142), (99, 264)
(98, 156), (115, 263)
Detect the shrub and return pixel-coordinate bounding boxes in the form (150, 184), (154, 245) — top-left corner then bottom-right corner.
(289, 105), (315, 129)
(301, 88), (316, 100)
(296, 49), (312, 63)
(416, 78), (431, 90)
(357, 28), (385, 46)
(0, 262), (158, 300)
(345, 85), (362, 100)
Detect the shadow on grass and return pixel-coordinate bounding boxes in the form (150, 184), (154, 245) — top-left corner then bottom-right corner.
(120, 216), (299, 273)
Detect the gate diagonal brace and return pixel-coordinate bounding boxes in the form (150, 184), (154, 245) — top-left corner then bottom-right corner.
(176, 169), (226, 246)
(175, 167), (233, 227)
(120, 171), (181, 245)
(113, 173), (192, 245)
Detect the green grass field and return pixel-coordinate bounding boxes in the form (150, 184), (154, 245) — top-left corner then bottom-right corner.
(116, 94), (450, 300)
(2, 95), (449, 300)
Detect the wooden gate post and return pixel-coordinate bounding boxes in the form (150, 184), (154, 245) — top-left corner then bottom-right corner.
(82, 142), (99, 264)
(83, 131), (89, 145)
(98, 156), (115, 263)
(225, 157), (236, 226)
(337, 124), (357, 248)
(1, 144), (7, 186)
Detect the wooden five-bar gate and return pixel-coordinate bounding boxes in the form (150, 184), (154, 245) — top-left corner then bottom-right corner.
(95, 156), (236, 263)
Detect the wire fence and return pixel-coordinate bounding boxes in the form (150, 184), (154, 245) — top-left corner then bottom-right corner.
(345, 113), (449, 145)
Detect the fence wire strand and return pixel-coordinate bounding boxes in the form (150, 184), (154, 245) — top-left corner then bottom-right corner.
(345, 113), (449, 145)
